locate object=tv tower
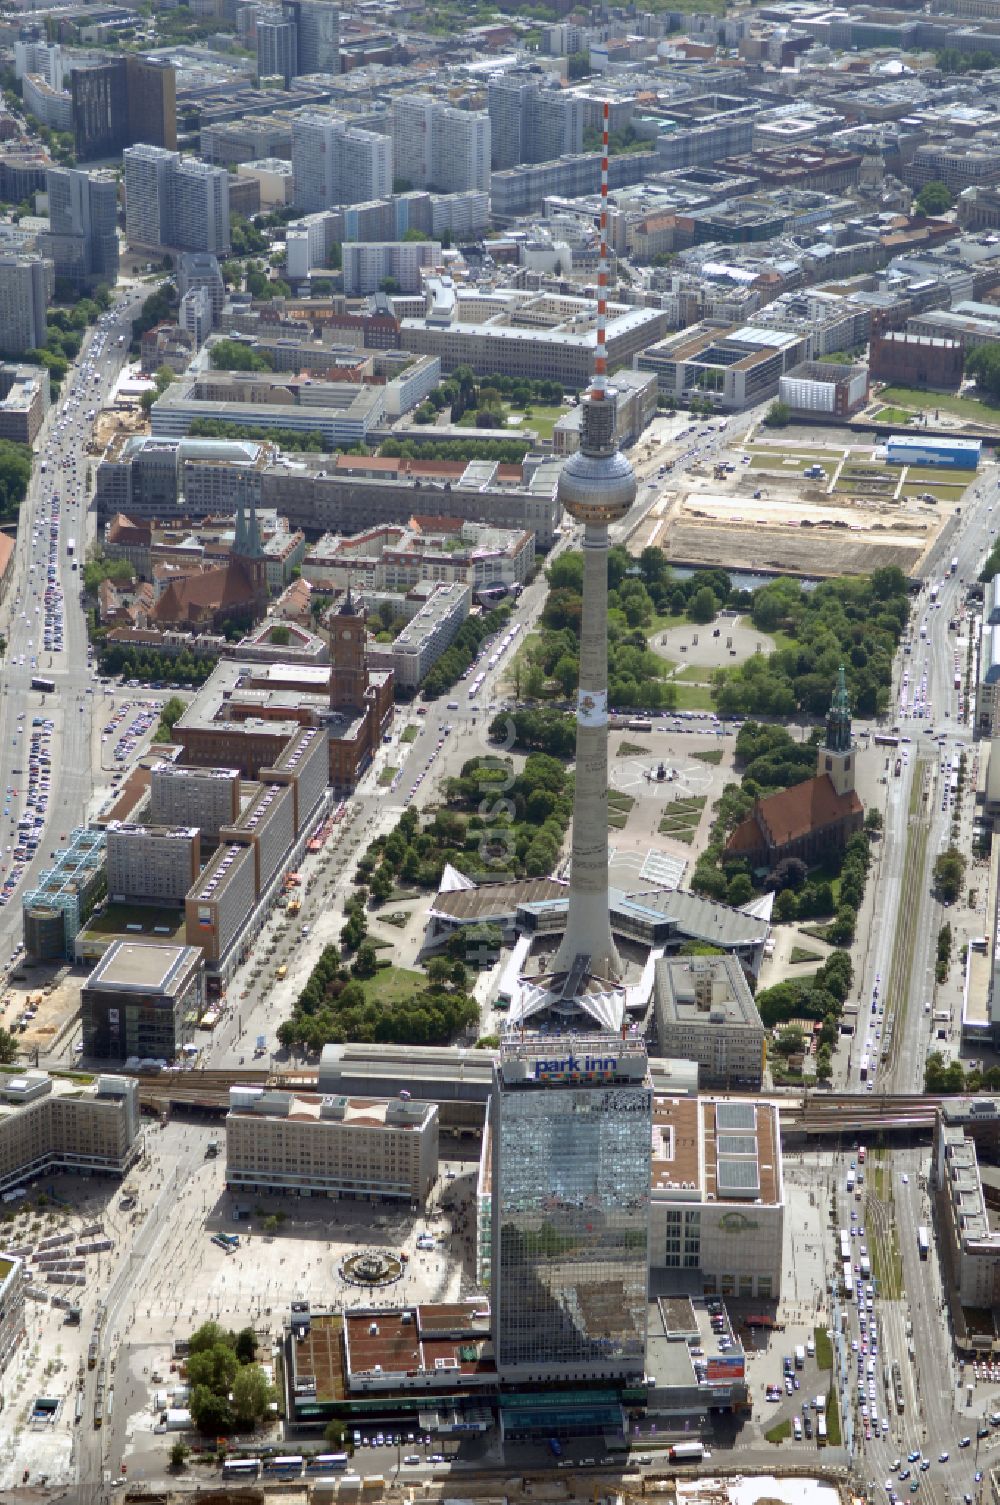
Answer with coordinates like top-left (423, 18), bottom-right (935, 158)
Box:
top-left (551, 101), bottom-right (636, 984)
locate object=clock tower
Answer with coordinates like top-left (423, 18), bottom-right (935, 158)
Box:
top-left (330, 584), bottom-right (368, 710)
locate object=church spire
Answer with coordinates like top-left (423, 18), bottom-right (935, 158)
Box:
top-left (234, 498), bottom-right (248, 556)
top-left (245, 495), bottom-right (264, 559)
top-left (826, 664), bottom-right (852, 754)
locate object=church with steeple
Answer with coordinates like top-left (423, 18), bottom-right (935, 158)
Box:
top-left (147, 495), bottom-right (269, 633)
top-left (725, 665), bottom-right (864, 873)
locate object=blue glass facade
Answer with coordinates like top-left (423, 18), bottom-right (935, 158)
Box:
top-left (492, 1040), bottom-right (652, 1382)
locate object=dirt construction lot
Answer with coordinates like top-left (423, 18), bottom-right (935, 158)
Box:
top-left (647, 428), bottom-right (974, 577)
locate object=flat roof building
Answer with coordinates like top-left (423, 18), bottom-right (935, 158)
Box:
top-left (933, 1107), bottom-right (1000, 1309)
top-left (149, 762), bottom-right (241, 846)
top-left (366, 581), bottom-right (471, 689)
top-left (0, 1068), bottom-right (140, 1195)
top-left (22, 826), bottom-right (107, 962)
top-left (0, 1255), bottom-right (25, 1381)
top-left (81, 940), bottom-right (204, 1062)
top-left (226, 1087), bottom-right (439, 1204)
top-left (106, 822), bottom-right (200, 907)
top-left (654, 955), bottom-right (766, 1091)
top-left (649, 1096), bottom-right (784, 1301)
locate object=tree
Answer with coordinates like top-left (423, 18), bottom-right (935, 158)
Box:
top-left (933, 846), bottom-right (966, 903)
top-left (154, 695), bottom-right (186, 743)
top-left (915, 180), bottom-right (953, 217)
top-left (0, 440), bottom-right (31, 521)
top-left (189, 1320), bottom-right (230, 1355)
top-left (352, 941), bottom-right (378, 979)
top-left (426, 955), bottom-right (452, 987)
top-left (269, 624), bottom-right (290, 646)
top-left (234, 1327), bottom-right (257, 1364)
top-left (567, 49), bottom-right (590, 79)
top-left (190, 1383), bottom-right (234, 1434)
top-left (231, 1363), bottom-right (274, 1427)
top-left (864, 807), bottom-right (883, 835)
top-left (967, 343), bottom-right (1000, 402)
top-left (688, 586), bottom-right (717, 624)
top-left (211, 338), bottom-right (274, 373)
top-left (775, 1025), bottom-right (805, 1056)
top-left (325, 1418), bottom-right (346, 1446)
top-left (763, 400), bottom-right (791, 428)
top-left (169, 1439), bottom-right (189, 1469)
top-left (0, 1027), bottom-right (17, 1065)
top-left (379, 276), bottom-right (401, 295)
top-left (186, 1341), bottom-right (239, 1394)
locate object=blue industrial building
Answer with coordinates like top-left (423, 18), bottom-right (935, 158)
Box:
top-left (886, 435), bottom-right (981, 469)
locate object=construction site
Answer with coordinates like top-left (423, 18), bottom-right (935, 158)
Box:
top-left (639, 430), bottom-right (975, 578)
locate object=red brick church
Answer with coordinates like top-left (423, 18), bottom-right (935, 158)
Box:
top-left (725, 667), bottom-right (864, 872)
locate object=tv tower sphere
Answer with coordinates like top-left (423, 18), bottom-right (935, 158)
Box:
top-left (557, 390), bottom-right (637, 522)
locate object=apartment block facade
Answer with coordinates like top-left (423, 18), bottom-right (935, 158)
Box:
top-left (225, 1087), bottom-right (439, 1203)
top-left (0, 254), bottom-right (51, 357)
top-left (44, 165), bottom-right (119, 289)
top-left (124, 146), bottom-right (230, 255)
top-left (391, 96), bottom-right (490, 195)
top-left (0, 1070), bottom-right (141, 1195)
top-left (291, 112), bottom-right (391, 211)
top-left (106, 822), bottom-right (201, 907)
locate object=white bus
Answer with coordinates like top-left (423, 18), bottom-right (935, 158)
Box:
top-left (307, 1454), bottom-right (349, 1473)
top-left (264, 1455), bottom-right (304, 1476)
top-left (859, 1054), bottom-right (869, 1082)
top-left (222, 1459), bottom-right (261, 1480)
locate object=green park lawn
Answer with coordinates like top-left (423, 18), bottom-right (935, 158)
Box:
top-left (360, 965), bottom-right (427, 1007)
top-left (879, 386), bottom-right (1000, 425)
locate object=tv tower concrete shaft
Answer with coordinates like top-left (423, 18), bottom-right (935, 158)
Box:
top-left (551, 102), bottom-right (636, 982)
top-left (552, 519), bottom-right (622, 979)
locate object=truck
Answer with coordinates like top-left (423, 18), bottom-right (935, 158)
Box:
top-left (860, 1254), bottom-right (872, 1279)
top-left (795, 1345), bottom-right (806, 1369)
top-left (817, 1416), bottom-right (827, 1445)
top-left (286, 896), bottom-right (301, 916)
top-left (918, 1226), bottom-right (929, 1260)
top-left (668, 1442), bottom-right (705, 1463)
top-left (951, 557), bottom-right (959, 575)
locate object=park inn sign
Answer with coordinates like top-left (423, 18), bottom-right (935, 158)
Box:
top-left (532, 1052), bottom-right (620, 1080)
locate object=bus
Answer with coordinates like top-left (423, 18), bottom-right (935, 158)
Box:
top-left (223, 1459), bottom-right (262, 1480)
top-left (669, 1442), bottom-right (705, 1463)
top-left (628, 719), bottom-right (653, 733)
top-left (892, 1360), bottom-right (905, 1415)
top-left (873, 733), bottom-right (900, 748)
top-left (817, 1416), bottom-right (827, 1446)
top-left (307, 1454), bottom-right (349, 1474)
top-left (30, 677), bottom-right (55, 693)
top-left (839, 1229), bottom-right (851, 1261)
top-left (843, 1259), bottom-right (854, 1298)
top-left (264, 1456), bottom-right (304, 1476)
top-left (859, 1055), bottom-right (869, 1082)
top-left (918, 1226), bottom-right (929, 1260)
